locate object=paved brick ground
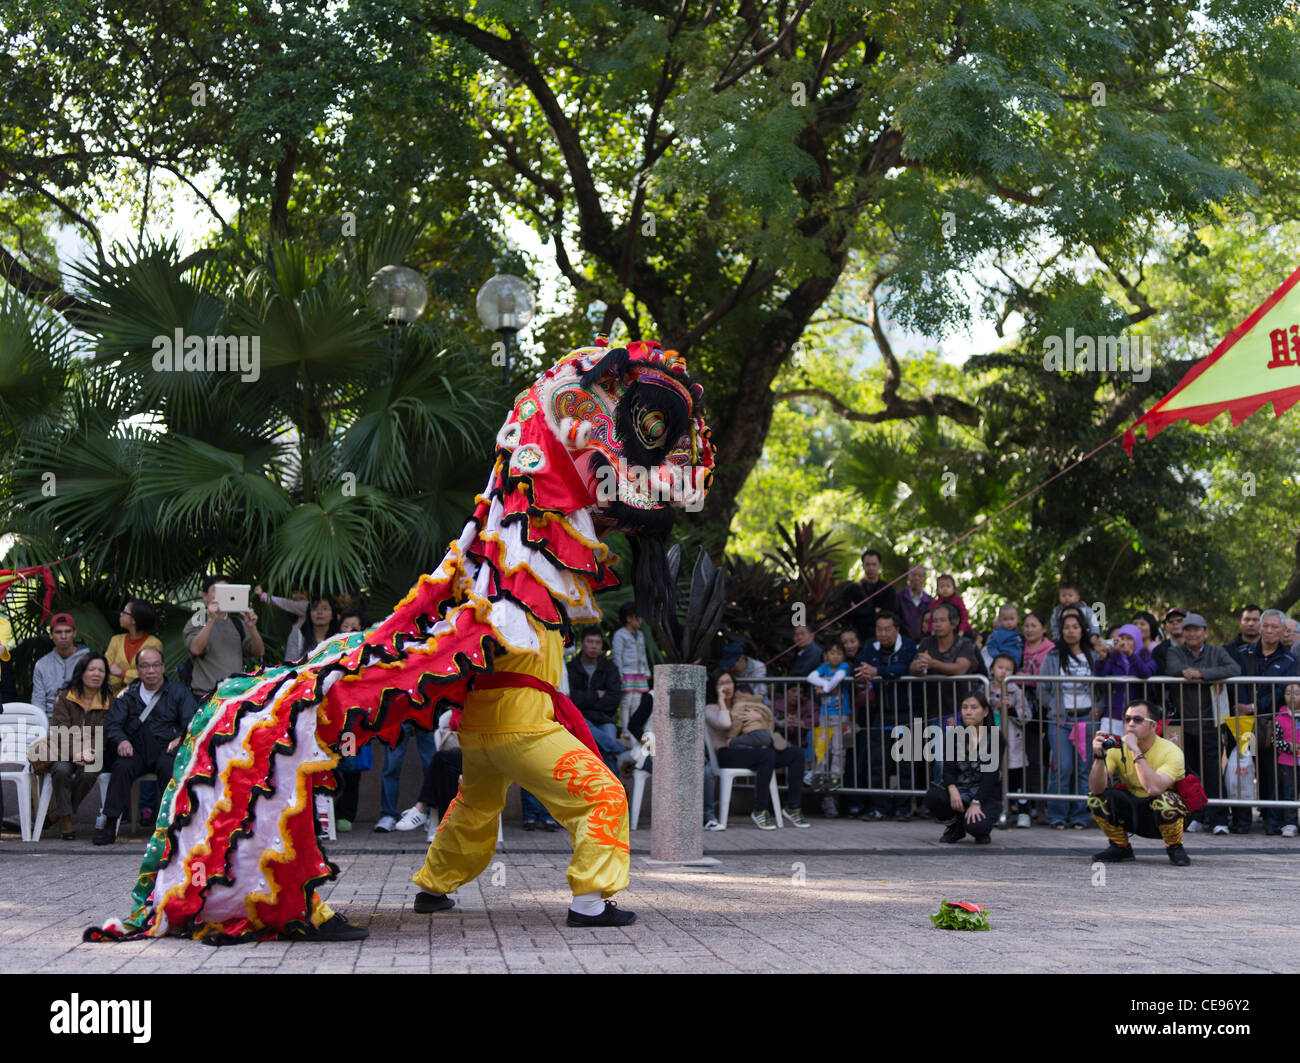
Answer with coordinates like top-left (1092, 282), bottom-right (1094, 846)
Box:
top-left (3, 817), bottom-right (1298, 973)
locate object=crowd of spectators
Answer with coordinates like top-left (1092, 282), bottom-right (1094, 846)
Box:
top-left (7, 554), bottom-right (1300, 845)
top-left (708, 549), bottom-right (1300, 838)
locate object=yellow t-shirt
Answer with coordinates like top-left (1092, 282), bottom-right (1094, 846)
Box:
top-left (1105, 735), bottom-right (1185, 798)
top-left (0, 615), bottom-right (12, 661)
top-left (459, 622), bottom-right (562, 734)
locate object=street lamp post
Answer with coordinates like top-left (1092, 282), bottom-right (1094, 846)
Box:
top-left (367, 265), bottom-right (429, 368)
top-left (476, 274), bottom-right (535, 384)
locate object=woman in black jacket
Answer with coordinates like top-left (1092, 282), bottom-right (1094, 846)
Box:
top-left (924, 690), bottom-right (1005, 844)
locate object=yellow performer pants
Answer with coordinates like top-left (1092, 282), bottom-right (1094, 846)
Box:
top-left (413, 722), bottom-right (630, 899)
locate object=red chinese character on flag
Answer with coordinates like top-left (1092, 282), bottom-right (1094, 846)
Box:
top-left (1269, 327), bottom-right (1294, 368)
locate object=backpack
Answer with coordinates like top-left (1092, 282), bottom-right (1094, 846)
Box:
top-left (178, 613), bottom-right (245, 690)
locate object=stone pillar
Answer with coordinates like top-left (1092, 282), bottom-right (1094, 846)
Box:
top-left (649, 662), bottom-right (705, 862)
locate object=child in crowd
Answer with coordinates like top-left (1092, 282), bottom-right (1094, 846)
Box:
top-left (982, 603), bottom-right (1024, 670)
top-left (612, 602), bottom-right (650, 736)
top-left (1092, 623), bottom-right (1156, 733)
top-left (988, 653), bottom-right (1032, 828)
top-left (923, 574), bottom-right (973, 636)
top-left (807, 641), bottom-right (853, 816)
top-left (1273, 683), bottom-right (1300, 837)
top-left (1049, 582), bottom-right (1099, 641)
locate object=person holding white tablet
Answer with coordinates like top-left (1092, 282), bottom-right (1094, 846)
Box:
top-left (182, 574), bottom-right (264, 701)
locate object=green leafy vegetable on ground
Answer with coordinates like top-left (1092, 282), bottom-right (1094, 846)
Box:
top-left (930, 900), bottom-right (990, 931)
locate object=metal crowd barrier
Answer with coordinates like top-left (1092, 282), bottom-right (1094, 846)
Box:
top-left (730, 671), bottom-right (1300, 821)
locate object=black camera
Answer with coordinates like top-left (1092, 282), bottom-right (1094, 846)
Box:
top-left (1100, 736), bottom-right (1122, 752)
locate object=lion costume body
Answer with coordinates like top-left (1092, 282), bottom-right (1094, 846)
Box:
top-left (88, 338), bottom-right (713, 943)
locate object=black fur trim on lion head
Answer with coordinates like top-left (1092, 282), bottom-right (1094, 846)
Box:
top-left (579, 346), bottom-right (631, 389)
top-left (614, 379), bottom-right (692, 469)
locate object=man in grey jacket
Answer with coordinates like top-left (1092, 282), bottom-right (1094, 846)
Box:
top-left (31, 613), bottom-right (90, 718)
top-left (1162, 613), bottom-right (1240, 833)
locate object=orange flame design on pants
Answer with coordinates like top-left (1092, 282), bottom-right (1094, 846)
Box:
top-left (552, 748), bottom-right (629, 853)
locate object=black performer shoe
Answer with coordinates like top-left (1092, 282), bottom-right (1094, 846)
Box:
top-left (1166, 843), bottom-right (1190, 867)
top-left (92, 821), bottom-right (118, 846)
top-left (566, 901), bottom-right (636, 927)
top-left (414, 891), bottom-right (455, 913)
top-left (1093, 842), bottom-right (1135, 862)
top-left (278, 914), bottom-right (370, 942)
top-left (939, 820), bottom-right (965, 843)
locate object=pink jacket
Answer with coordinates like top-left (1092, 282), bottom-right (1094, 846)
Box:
top-left (1274, 707), bottom-right (1299, 768)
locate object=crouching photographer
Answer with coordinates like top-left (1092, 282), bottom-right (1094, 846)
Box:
top-left (1086, 698), bottom-right (1190, 867)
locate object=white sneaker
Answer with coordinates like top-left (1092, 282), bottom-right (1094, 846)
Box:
top-left (1212, 825), bottom-right (1230, 836)
top-left (1283, 825), bottom-right (1298, 838)
top-left (374, 815), bottom-right (397, 833)
top-left (1184, 819), bottom-right (1203, 833)
top-left (395, 806), bottom-right (428, 831)
top-left (1016, 813), bottom-right (1031, 829)
top-left (704, 818), bottom-right (725, 831)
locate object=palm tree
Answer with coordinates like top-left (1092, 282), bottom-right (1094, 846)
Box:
top-left (0, 222), bottom-right (504, 663)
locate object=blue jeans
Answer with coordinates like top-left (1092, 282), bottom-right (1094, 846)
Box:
top-left (1046, 718), bottom-right (1092, 826)
top-left (589, 721), bottom-right (624, 773)
top-left (520, 789), bottom-right (558, 824)
top-left (380, 722), bottom-right (439, 819)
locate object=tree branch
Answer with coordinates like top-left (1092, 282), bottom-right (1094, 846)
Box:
top-left (674, 260), bottom-right (779, 351)
top-left (1270, 536), bottom-right (1300, 614)
top-left (426, 17), bottom-right (614, 258)
top-left (482, 123), bottom-right (564, 203)
top-left (1094, 247), bottom-right (1158, 325)
top-left (712, 0), bottom-right (814, 92)
top-left (779, 272), bottom-right (980, 426)
top-left (773, 385), bottom-right (980, 425)
top-left (0, 245), bottom-right (97, 326)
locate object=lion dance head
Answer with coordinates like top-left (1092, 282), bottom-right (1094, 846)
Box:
top-left (493, 336), bottom-right (714, 632)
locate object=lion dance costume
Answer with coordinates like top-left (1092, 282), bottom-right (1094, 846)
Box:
top-left (87, 338), bottom-right (713, 943)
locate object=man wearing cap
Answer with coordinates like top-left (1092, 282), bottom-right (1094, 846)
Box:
top-left (1161, 613), bottom-right (1240, 834)
top-left (720, 642), bottom-right (769, 705)
top-left (1152, 607), bottom-right (1186, 675)
top-left (31, 614), bottom-right (90, 719)
top-left (1087, 698), bottom-right (1191, 866)
top-left (1231, 609), bottom-right (1298, 835)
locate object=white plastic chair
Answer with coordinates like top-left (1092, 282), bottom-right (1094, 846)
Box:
top-left (2, 702), bottom-right (49, 724)
top-left (2, 703), bottom-right (56, 841)
top-left (0, 715), bottom-right (50, 841)
top-left (706, 735), bottom-right (785, 829)
top-left (629, 766), bottom-right (652, 829)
